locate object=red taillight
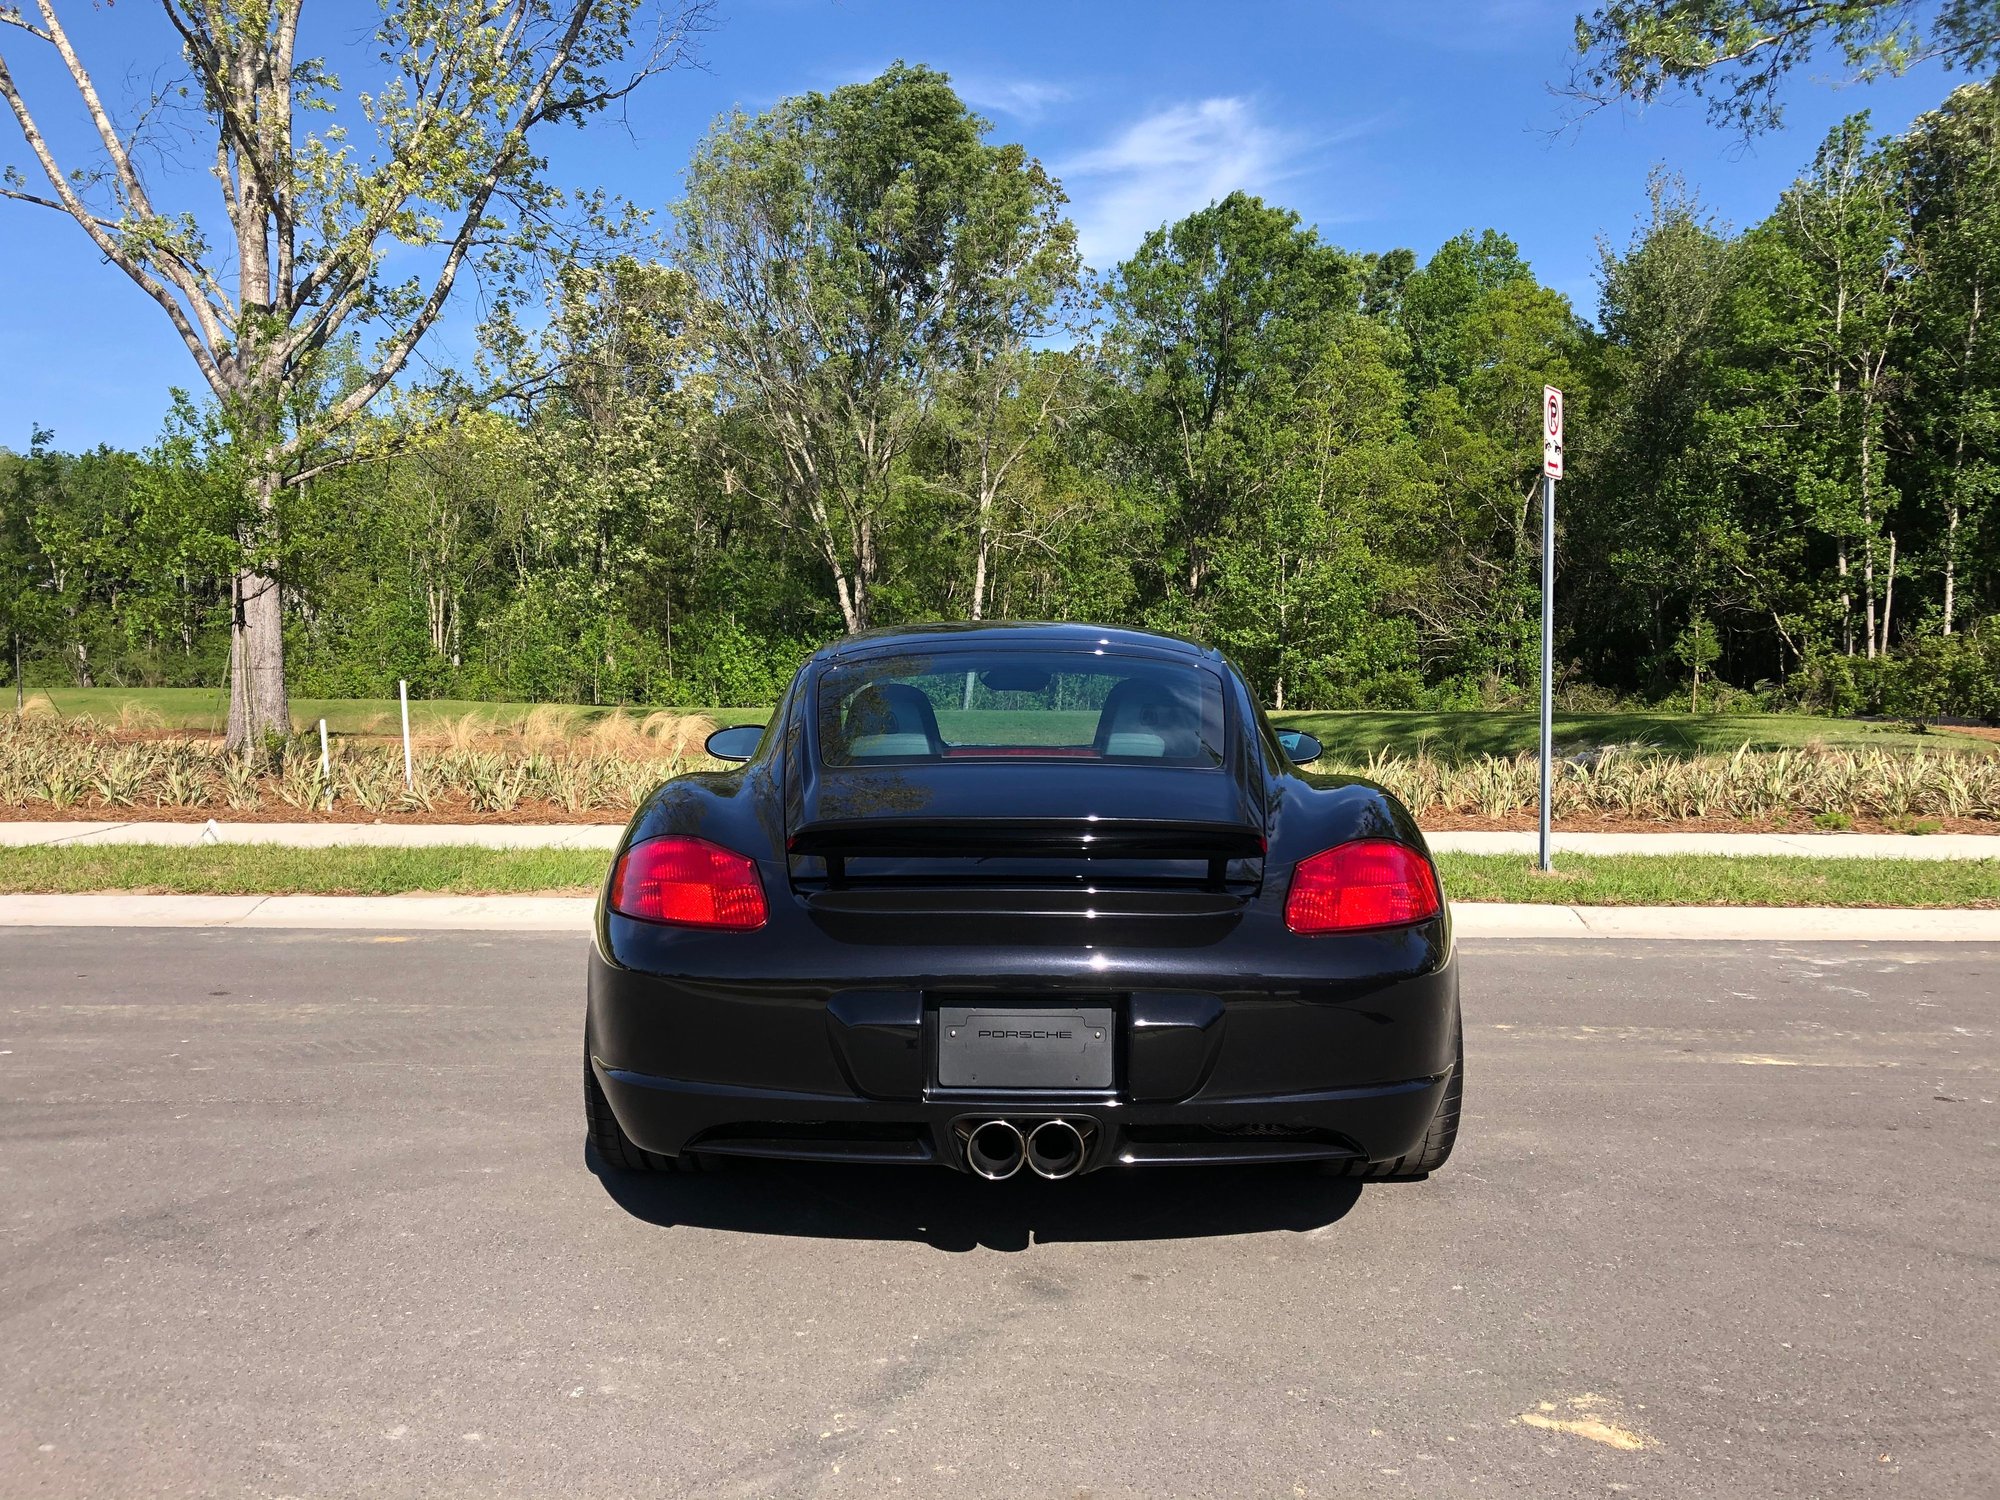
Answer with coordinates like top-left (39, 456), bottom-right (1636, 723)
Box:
top-left (1284, 840), bottom-right (1441, 934)
top-left (609, 836), bottom-right (767, 930)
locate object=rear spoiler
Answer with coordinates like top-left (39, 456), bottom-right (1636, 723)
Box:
top-left (787, 817), bottom-right (1266, 862)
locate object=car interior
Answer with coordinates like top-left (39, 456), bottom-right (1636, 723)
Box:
top-left (833, 675), bottom-right (1207, 762)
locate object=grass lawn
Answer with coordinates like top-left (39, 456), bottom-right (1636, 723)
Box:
top-left (1269, 708), bottom-right (1995, 760)
top-left (0, 844), bottom-right (611, 895)
top-left (1435, 852), bottom-right (2000, 907)
top-left (19, 684), bottom-right (1990, 759)
top-left (20, 686), bottom-right (767, 737)
top-left (0, 845), bottom-right (1993, 906)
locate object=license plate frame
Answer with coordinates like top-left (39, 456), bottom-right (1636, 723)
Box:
top-left (934, 1004), bottom-right (1116, 1091)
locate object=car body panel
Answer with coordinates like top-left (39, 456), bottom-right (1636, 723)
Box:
top-left (589, 621), bottom-right (1458, 1175)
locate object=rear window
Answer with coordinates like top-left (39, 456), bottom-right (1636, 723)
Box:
top-left (816, 651), bottom-right (1226, 768)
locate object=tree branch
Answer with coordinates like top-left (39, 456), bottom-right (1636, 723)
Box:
top-left (0, 49), bottom-right (225, 393)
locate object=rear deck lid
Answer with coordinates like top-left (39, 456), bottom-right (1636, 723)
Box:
top-left (787, 761), bottom-right (1267, 862)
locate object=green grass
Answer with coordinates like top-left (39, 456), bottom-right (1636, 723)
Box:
top-left (19, 686), bottom-right (767, 737)
top-left (0, 844), bottom-right (612, 895)
top-left (21, 685), bottom-right (1986, 759)
top-left (1270, 708), bottom-right (1995, 760)
top-left (0, 844), bottom-right (1993, 907)
top-left (1435, 852), bottom-right (2000, 908)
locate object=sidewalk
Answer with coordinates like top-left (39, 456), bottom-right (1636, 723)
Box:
top-left (1, 891), bottom-right (1995, 939)
top-left (3, 820), bottom-right (1998, 860)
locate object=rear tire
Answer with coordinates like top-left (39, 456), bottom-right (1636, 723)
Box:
top-left (584, 1044), bottom-right (717, 1174)
top-left (1330, 1021), bottom-right (1462, 1180)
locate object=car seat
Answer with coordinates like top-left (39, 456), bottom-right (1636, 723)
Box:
top-left (839, 682), bottom-right (944, 759)
top-left (1091, 679), bottom-right (1202, 759)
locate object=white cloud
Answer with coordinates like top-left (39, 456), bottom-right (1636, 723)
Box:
top-left (1056, 98), bottom-right (1308, 271)
top-left (955, 76), bottom-right (1072, 122)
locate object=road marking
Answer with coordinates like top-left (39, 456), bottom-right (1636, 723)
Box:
top-left (1515, 1393), bottom-right (1658, 1451)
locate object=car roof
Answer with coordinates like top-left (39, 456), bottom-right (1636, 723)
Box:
top-left (811, 620), bottom-right (1220, 668)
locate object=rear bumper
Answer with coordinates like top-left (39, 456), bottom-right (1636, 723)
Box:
top-left (587, 908), bottom-right (1459, 1175)
top-left (594, 1060), bottom-right (1449, 1171)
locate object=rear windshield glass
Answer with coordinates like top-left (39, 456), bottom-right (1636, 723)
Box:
top-left (816, 651), bottom-right (1227, 768)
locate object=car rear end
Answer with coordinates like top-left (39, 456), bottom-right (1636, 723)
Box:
top-left (586, 634), bottom-right (1458, 1177)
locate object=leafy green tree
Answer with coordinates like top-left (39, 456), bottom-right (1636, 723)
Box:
top-left (1106, 192), bottom-right (1360, 617)
top-left (0, 430), bottom-right (59, 706)
top-left (1204, 314), bottom-right (1427, 708)
top-left (0, 0), bottom-right (707, 744)
top-left (1737, 116), bottom-right (1911, 658)
top-left (1572, 177), bottom-right (1780, 691)
top-left (1674, 610), bottom-right (1723, 708)
top-left (1570, 0), bottom-right (2000, 132)
top-left (491, 258), bottom-right (713, 701)
top-left (678, 63), bottom-right (1078, 633)
top-left (1396, 229), bottom-right (1536, 394)
top-left (1397, 237), bottom-right (1590, 693)
top-left (1899, 80), bottom-right (2000, 635)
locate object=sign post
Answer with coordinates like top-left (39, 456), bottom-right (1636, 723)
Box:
top-left (1538, 386), bottom-right (1563, 873)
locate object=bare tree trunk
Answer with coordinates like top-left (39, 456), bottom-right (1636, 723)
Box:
top-left (804, 484), bottom-right (864, 634)
top-left (1881, 532), bottom-right (1896, 653)
top-left (1943, 283), bottom-right (1981, 636)
top-left (970, 515), bottom-right (992, 622)
top-left (226, 561), bottom-right (288, 749)
top-left (1860, 387), bottom-right (1878, 659)
top-left (1943, 504), bottom-right (1959, 636)
top-left (1837, 541), bottom-right (1852, 656)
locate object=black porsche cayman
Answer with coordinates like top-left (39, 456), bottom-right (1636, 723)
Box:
top-left (585, 622), bottom-right (1461, 1181)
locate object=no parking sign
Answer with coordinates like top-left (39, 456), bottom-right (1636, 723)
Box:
top-left (1542, 385), bottom-right (1563, 479)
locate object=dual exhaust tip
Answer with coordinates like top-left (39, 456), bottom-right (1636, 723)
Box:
top-left (965, 1118), bottom-right (1089, 1181)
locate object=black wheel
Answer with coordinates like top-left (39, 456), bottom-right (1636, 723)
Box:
top-left (584, 1042), bottom-right (717, 1173)
top-left (1330, 1020), bottom-right (1462, 1180)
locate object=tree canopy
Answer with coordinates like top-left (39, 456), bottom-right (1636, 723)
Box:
top-left (1571, 0), bottom-right (2000, 132)
top-left (5, 63), bottom-right (1998, 723)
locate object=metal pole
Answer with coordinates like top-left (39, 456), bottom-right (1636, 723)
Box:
top-left (1538, 471), bottom-right (1556, 872)
top-left (399, 679), bottom-right (413, 791)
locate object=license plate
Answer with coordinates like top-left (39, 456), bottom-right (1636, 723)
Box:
top-left (936, 1005), bottom-right (1115, 1090)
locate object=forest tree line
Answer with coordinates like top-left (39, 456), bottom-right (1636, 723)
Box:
top-left (3, 65), bottom-right (1997, 720)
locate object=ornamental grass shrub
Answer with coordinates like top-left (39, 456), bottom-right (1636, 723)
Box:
top-left (0, 716), bottom-right (711, 817)
top-left (1, 717), bottom-right (1996, 823)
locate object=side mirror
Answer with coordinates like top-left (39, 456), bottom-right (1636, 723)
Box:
top-left (1276, 729), bottom-right (1322, 765)
top-left (704, 724), bottom-right (766, 762)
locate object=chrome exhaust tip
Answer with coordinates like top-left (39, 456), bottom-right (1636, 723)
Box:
top-left (1026, 1118), bottom-right (1088, 1180)
top-left (965, 1119), bottom-right (1026, 1181)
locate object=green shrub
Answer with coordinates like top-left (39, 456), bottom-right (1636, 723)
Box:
top-left (1784, 626), bottom-right (1999, 724)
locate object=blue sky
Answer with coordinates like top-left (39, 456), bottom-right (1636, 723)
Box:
top-left (0, 0), bottom-right (1963, 452)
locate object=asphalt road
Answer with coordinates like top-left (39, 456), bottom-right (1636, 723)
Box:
top-left (2, 932), bottom-right (1995, 1499)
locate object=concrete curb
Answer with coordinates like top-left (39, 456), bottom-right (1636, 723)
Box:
top-left (1, 893), bottom-right (1996, 939)
top-left (3, 820), bottom-right (1998, 860)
